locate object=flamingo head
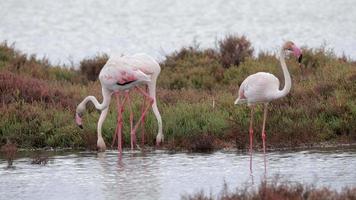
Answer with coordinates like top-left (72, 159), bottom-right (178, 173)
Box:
top-left (75, 103), bottom-right (85, 129)
top-left (75, 113), bottom-right (83, 129)
top-left (283, 41), bottom-right (303, 65)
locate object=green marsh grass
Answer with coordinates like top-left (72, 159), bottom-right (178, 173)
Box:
top-left (0, 36), bottom-right (355, 151)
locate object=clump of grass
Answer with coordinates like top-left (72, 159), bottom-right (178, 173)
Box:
top-left (0, 140), bottom-right (17, 167)
top-left (182, 180), bottom-right (356, 200)
top-left (31, 152), bottom-right (49, 165)
top-left (160, 45), bottom-right (222, 90)
top-left (189, 133), bottom-right (215, 153)
top-left (0, 42), bottom-right (83, 83)
top-left (219, 35), bottom-right (253, 68)
top-left (0, 102), bottom-right (84, 148)
top-left (79, 54), bottom-right (108, 81)
top-left (159, 34), bottom-right (254, 90)
top-left (82, 132), bottom-right (98, 151)
top-left (0, 71), bottom-right (77, 109)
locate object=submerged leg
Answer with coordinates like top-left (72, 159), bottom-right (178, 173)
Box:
top-left (249, 106), bottom-right (254, 173)
top-left (262, 104), bottom-right (268, 173)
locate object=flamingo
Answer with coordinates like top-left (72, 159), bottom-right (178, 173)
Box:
top-left (234, 41), bottom-right (302, 171)
top-left (75, 53), bottom-right (163, 153)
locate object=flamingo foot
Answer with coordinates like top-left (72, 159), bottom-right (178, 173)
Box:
top-left (97, 137), bottom-right (106, 152)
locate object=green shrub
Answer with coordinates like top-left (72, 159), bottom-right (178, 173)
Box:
top-left (219, 34), bottom-right (253, 68)
top-left (79, 54), bottom-right (108, 81)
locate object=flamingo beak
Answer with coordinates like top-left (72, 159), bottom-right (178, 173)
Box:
top-left (292, 45), bottom-right (303, 65)
top-left (75, 113), bottom-right (83, 129)
top-left (298, 53), bottom-right (303, 64)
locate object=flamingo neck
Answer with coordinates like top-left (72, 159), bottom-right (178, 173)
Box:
top-left (76, 89), bottom-right (112, 114)
top-left (275, 48), bottom-right (292, 99)
top-left (86, 96), bottom-right (105, 109)
top-left (147, 80), bottom-right (163, 136)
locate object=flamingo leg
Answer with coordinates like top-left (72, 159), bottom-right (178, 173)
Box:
top-left (249, 107), bottom-right (254, 173)
top-left (111, 93), bottom-right (120, 148)
top-left (115, 93), bottom-right (123, 154)
top-left (111, 93), bottom-right (120, 147)
top-left (125, 91), bottom-right (136, 150)
top-left (262, 104), bottom-right (268, 173)
top-left (140, 86), bottom-right (147, 147)
top-left (112, 92), bottom-right (128, 155)
top-left (117, 106), bottom-right (123, 155)
top-left (131, 86), bottom-right (153, 142)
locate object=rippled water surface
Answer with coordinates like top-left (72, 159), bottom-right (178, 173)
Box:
top-left (1, 149), bottom-right (356, 200)
top-left (0, 0), bottom-right (355, 64)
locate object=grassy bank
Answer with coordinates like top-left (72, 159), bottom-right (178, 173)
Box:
top-left (0, 35), bottom-right (355, 151)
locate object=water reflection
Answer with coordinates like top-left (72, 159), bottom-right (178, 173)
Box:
top-left (1, 148), bottom-right (356, 200)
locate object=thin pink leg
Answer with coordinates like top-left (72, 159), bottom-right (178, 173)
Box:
top-left (111, 92), bottom-right (128, 155)
top-left (249, 107), bottom-right (254, 173)
top-left (118, 93), bottom-right (124, 154)
top-left (131, 87), bottom-right (153, 140)
top-left (119, 94), bottom-right (129, 153)
top-left (140, 87), bottom-right (147, 147)
top-left (112, 93), bottom-right (127, 148)
top-left (111, 93), bottom-right (120, 148)
top-left (125, 91), bottom-right (136, 150)
top-left (262, 104), bottom-right (268, 174)
top-left (117, 107), bottom-right (123, 154)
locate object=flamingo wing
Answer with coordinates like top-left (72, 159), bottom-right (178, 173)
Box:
top-left (99, 56), bottom-right (151, 86)
top-left (238, 72), bottom-right (280, 104)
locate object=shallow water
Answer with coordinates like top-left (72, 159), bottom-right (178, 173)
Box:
top-left (1, 149), bottom-right (356, 200)
top-left (0, 0), bottom-right (355, 64)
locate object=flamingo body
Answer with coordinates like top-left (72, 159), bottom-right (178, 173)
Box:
top-left (99, 54), bottom-right (157, 91)
top-left (235, 72), bottom-right (281, 105)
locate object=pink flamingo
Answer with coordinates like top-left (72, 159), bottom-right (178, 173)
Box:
top-left (234, 41), bottom-right (302, 171)
top-left (75, 53), bottom-right (163, 152)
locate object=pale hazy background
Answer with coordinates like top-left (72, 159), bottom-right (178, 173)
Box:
top-left (0, 0), bottom-right (355, 65)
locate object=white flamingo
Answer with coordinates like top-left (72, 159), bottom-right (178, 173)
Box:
top-left (75, 53), bottom-right (163, 152)
top-left (234, 41), bottom-right (302, 171)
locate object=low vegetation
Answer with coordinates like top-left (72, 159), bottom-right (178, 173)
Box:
top-left (0, 35), bottom-right (355, 151)
top-left (182, 179), bottom-right (356, 200)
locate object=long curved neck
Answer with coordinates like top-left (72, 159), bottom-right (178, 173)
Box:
top-left (275, 48), bottom-right (292, 99)
top-left (84, 96), bottom-right (106, 110)
top-left (76, 88), bottom-right (111, 113)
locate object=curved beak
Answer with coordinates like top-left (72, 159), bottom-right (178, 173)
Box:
top-left (292, 45), bottom-right (303, 66)
top-left (75, 113), bottom-right (83, 129)
top-left (298, 53), bottom-right (303, 64)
